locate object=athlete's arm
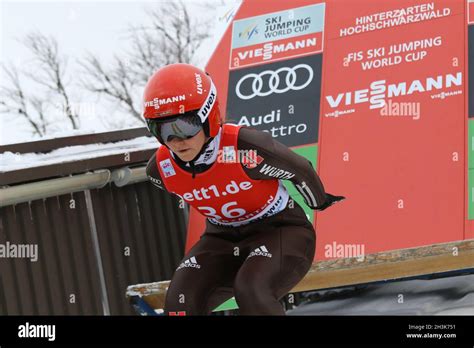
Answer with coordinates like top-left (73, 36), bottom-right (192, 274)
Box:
top-left (237, 126), bottom-right (344, 210)
top-left (146, 153), bottom-right (166, 191)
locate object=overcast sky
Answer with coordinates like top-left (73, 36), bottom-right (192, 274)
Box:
top-left (2, 1), bottom-right (150, 65)
top-left (0, 0), bottom-right (239, 145)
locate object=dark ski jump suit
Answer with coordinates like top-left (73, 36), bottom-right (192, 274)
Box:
top-left (146, 124), bottom-right (344, 315)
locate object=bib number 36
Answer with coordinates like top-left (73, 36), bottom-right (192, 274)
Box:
top-left (197, 201), bottom-right (246, 220)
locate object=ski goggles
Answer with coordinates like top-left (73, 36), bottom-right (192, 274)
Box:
top-left (146, 111), bottom-right (203, 143)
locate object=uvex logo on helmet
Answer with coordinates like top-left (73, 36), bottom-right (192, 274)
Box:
top-left (197, 82), bottom-right (217, 122)
top-left (195, 73), bottom-right (203, 95)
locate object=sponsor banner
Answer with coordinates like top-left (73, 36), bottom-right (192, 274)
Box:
top-left (325, 0), bottom-right (464, 40)
top-left (323, 4), bottom-right (464, 118)
top-left (226, 54), bottom-right (323, 147)
top-left (230, 3), bottom-right (325, 69)
top-left (317, 0), bottom-right (465, 256)
top-left (230, 32), bottom-right (323, 70)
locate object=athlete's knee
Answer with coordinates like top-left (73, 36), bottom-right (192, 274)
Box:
top-left (164, 271), bottom-right (209, 315)
top-left (164, 285), bottom-right (204, 315)
top-left (233, 277), bottom-right (275, 310)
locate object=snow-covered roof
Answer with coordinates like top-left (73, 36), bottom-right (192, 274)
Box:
top-left (0, 136), bottom-right (159, 173)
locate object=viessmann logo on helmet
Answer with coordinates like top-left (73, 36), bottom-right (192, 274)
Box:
top-left (197, 81), bottom-right (217, 122)
top-left (144, 95), bottom-right (186, 110)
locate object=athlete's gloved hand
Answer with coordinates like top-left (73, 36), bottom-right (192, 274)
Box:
top-left (315, 193), bottom-right (346, 211)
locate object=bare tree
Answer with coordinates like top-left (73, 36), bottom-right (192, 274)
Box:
top-left (126, 29), bottom-right (169, 85)
top-left (80, 0), bottom-right (211, 123)
top-left (23, 33), bottom-right (79, 130)
top-left (0, 64), bottom-right (47, 137)
top-left (1, 32), bottom-right (81, 137)
top-left (79, 54), bottom-right (142, 122)
top-left (144, 1), bottom-right (210, 67)
top-left (1, 1), bottom-right (214, 137)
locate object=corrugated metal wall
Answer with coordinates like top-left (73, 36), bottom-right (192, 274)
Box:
top-left (90, 182), bottom-right (186, 315)
top-left (0, 177), bottom-right (187, 315)
top-left (0, 193), bottom-right (103, 314)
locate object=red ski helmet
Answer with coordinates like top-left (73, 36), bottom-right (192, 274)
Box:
top-left (143, 63), bottom-right (221, 141)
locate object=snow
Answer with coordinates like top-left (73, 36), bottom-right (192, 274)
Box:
top-left (287, 273), bottom-right (474, 315)
top-left (0, 135), bottom-right (159, 172)
top-left (126, 281), bottom-right (169, 298)
top-left (124, 273), bottom-right (474, 315)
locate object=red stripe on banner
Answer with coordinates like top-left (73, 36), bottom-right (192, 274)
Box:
top-left (469, 1), bottom-right (474, 24)
top-left (230, 32), bottom-right (323, 70)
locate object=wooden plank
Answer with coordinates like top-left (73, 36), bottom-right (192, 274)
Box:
top-left (294, 239), bottom-right (474, 293)
top-left (126, 239), bottom-right (474, 311)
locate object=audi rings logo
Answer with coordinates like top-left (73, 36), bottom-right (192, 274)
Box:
top-left (235, 64), bottom-right (314, 100)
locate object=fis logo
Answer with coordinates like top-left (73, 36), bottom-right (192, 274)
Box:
top-left (239, 23), bottom-right (258, 40)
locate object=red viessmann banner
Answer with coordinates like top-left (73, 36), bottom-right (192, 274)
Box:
top-left (318, 0), bottom-right (466, 256)
top-left (185, 0), bottom-right (472, 261)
